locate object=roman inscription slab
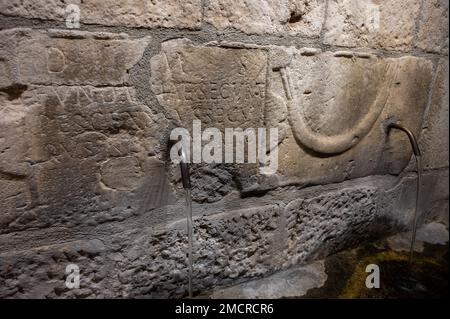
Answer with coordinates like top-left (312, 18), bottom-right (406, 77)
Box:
top-left (150, 39), bottom-right (268, 131)
top-left (0, 28), bottom-right (151, 86)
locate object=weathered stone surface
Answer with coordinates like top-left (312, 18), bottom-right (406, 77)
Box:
top-left (0, 28), bottom-right (150, 86)
top-left (416, 222), bottom-right (449, 245)
top-left (0, 239), bottom-right (109, 298)
top-left (324, 0), bottom-right (421, 51)
top-left (386, 221), bottom-right (448, 253)
top-left (0, 203), bottom-right (283, 298)
top-left (151, 39), bottom-right (267, 131)
top-left (0, 172), bottom-right (446, 298)
top-left (0, 84), bottom-right (173, 234)
top-left (379, 169), bottom-right (449, 228)
top-left (420, 58), bottom-right (449, 170)
top-left (259, 49), bottom-right (433, 192)
top-left (416, 0), bottom-right (449, 54)
top-left (386, 232), bottom-right (424, 253)
top-left (210, 260), bottom-right (327, 298)
top-left (151, 41), bottom-right (433, 195)
top-left (0, 30), bottom-right (174, 234)
top-left (284, 187), bottom-right (378, 267)
top-left (0, 0), bottom-right (202, 29)
top-left (0, 180), bottom-right (381, 298)
top-left (0, 1), bottom-right (447, 299)
top-left (189, 164), bottom-right (235, 203)
top-left (204, 0), bottom-right (326, 37)
top-left (151, 39), bottom-right (270, 201)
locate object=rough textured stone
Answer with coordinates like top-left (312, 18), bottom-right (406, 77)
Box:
top-left (0, 203), bottom-right (283, 298)
top-left (0, 29), bottom-right (174, 234)
top-left (151, 39), bottom-right (268, 201)
top-left (204, 0), bottom-right (326, 37)
top-left (0, 172), bottom-right (446, 298)
top-left (0, 0), bottom-right (202, 29)
top-left (324, 0), bottom-right (421, 51)
top-left (0, 85), bottom-right (173, 233)
top-left (0, 179), bottom-right (381, 298)
top-left (416, 0), bottom-right (449, 54)
top-left (0, 239), bottom-right (109, 298)
top-left (0, 28), bottom-right (151, 86)
top-left (284, 187), bottom-right (378, 266)
top-left (420, 58), bottom-right (449, 170)
top-left (0, 1), bottom-right (448, 299)
top-left (210, 260), bottom-right (327, 298)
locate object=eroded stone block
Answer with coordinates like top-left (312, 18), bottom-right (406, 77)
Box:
top-left (0, 181), bottom-right (392, 298)
top-left (204, 0), bottom-right (326, 37)
top-left (0, 0), bottom-right (202, 29)
top-left (284, 187), bottom-right (378, 266)
top-left (0, 29), bottom-right (175, 233)
top-left (150, 40), bottom-right (433, 195)
top-left (0, 204), bottom-right (282, 298)
top-left (210, 260), bottom-right (327, 298)
top-left (324, 0), bottom-right (421, 51)
top-left (0, 84), bottom-right (173, 233)
top-left (420, 58), bottom-right (449, 170)
top-left (416, 0), bottom-right (449, 54)
top-left (0, 28), bottom-right (151, 86)
top-left (0, 239), bottom-right (108, 298)
top-left (260, 49), bottom-right (433, 192)
top-left (151, 39), bottom-right (268, 131)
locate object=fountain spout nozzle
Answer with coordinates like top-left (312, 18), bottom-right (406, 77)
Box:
top-left (384, 118), bottom-right (422, 263)
top-left (385, 120), bottom-right (421, 157)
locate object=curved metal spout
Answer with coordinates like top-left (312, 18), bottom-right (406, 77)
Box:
top-left (387, 122), bottom-right (421, 157)
top-left (386, 121), bottom-right (422, 263)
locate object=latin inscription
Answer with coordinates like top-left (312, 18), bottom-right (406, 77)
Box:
top-left (151, 41), bottom-right (268, 130)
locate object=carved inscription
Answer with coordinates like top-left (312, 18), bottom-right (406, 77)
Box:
top-left (23, 86), bottom-right (156, 161)
top-left (1, 28), bottom-right (150, 86)
top-left (151, 40), bottom-right (268, 130)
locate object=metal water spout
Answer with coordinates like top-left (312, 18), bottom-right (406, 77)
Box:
top-left (179, 148), bottom-right (193, 298)
top-left (385, 119), bottom-right (422, 262)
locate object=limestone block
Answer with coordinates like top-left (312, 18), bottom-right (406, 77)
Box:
top-left (0, 204), bottom-right (282, 298)
top-left (204, 0), bottom-right (327, 37)
top-left (0, 239), bottom-right (108, 298)
top-left (380, 168), bottom-right (449, 227)
top-left (210, 260), bottom-right (327, 298)
top-left (0, 28), bottom-right (151, 86)
top-left (416, 0), bottom-right (449, 54)
top-left (0, 0), bottom-right (202, 29)
top-left (0, 29), bottom-right (174, 233)
top-left (150, 40), bottom-right (433, 195)
top-left (260, 48), bottom-right (433, 192)
top-left (0, 84), bottom-right (172, 233)
top-left (284, 187), bottom-right (378, 266)
top-left (324, 0), bottom-right (421, 51)
top-left (0, 182), bottom-right (388, 298)
top-left (419, 59), bottom-right (449, 170)
top-left (151, 39), bottom-right (268, 131)
top-left (0, 91), bottom-right (31, 176)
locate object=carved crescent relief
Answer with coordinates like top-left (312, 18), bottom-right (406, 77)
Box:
top-left (278, 54), bottom-right (398, 155)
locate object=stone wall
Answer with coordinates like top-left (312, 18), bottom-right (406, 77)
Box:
top-left (0, 0), bottom-right (448, 298)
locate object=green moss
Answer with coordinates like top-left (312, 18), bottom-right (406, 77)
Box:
top-left (340, 246), bottom-right (448, 299)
